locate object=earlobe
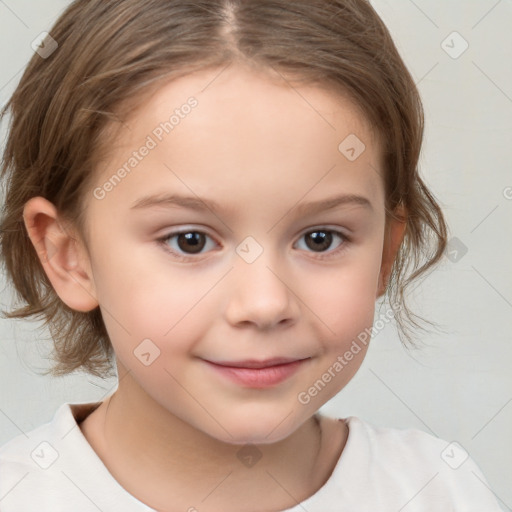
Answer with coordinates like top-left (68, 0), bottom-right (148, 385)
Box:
top-left (23, 196), bottom-right (98, 312)
top-left (376, 205), bottom-right (407, 299)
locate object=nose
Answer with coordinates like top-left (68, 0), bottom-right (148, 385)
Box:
top-left (224, 256), bottom-right (299, 330)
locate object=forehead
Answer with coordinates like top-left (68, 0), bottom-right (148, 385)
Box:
top-left (131, 63), bottom-right (378, 147)
top-left (88, 63), bottom-right (384, 217)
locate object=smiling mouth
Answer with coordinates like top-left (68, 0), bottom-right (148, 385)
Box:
top-left (202, 357), bottom-right (311, 387)
top-left (206, 357), bottom-right (308, 369)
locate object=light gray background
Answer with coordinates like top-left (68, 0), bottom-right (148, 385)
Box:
top-left (0, 0), bottom-right (511, 508)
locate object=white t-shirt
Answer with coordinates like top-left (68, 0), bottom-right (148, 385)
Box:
top-left (0, 401), bottom-right (504, 511)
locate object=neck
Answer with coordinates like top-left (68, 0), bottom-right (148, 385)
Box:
top-left (79, 368), bottom-right (335, 512)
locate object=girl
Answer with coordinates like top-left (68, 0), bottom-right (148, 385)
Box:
top-left (0, 0), bottom-right (505, 510)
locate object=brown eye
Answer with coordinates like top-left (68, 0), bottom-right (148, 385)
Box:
top-left (175, 232), bottom-right (206, 254)
top-left (304, 230), bottom-right (333, 252)
top-left (295, 228), bottom-right (348, 257)
top-left (159, 230), bottom-right (216, 258)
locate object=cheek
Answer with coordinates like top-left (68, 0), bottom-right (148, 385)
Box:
top-left (91, 222), bottom-right (383, 360)
top-left (298, 259), bottom-right (380, 403)
top-left (299, 241), bottom-right (383, 400)
top-left (309, 245), bottom-right (383, 333)
top-left (91, 244), bottom-right (218, 357)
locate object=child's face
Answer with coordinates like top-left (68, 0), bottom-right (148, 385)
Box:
top-left (70, 64), bottom-right (401, 443)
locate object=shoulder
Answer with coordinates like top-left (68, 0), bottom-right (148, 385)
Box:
top-left (0, 401), bottom-right (154, 511)
top-left (0, 402), bottom-right (110, 511)
top-left (0, 403), bottom-right (69, 509)
top-left (333, 416), bottom-right (504, 510)
top-left (346, 415), bottom-right (451, 461)
top-left (0, 402), bottom-right (99, 470)
top-left (0, 403), bottom-right (70, 471)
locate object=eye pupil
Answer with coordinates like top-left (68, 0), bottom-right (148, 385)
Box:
top-left (177, 232), bottom-right (205, 254)
top-left (168, 229), bottom-right (341, 258)
top-left (306, 231), bottom-right (332, 252)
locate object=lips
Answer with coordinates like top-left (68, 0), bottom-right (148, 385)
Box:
top-left (207, 357), bottom-right (304, 369)
top-left (203, 357), bottom-right (310, 388)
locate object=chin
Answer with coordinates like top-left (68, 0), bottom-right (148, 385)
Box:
top-left (200, 410), bottom-right (307, 446)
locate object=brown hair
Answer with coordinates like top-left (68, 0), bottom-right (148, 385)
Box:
top-left (0, 0), bottom-right (448, 378)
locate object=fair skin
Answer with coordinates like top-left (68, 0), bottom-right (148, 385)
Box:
top-left (23, 63), bottom-right (406, 512)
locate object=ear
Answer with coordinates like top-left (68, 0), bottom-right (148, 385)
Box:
top-left (376, 204), bottom-right (407, 299)
top-left (23, 196), bottom-right (98, 312)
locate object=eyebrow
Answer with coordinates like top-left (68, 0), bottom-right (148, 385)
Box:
top-left (130, 192), bottom-right (373, 215)
top-left (295, 193), bottom-right (373, 215)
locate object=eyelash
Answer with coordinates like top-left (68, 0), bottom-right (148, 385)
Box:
top-left (156, 227), bottom-right (351, 262)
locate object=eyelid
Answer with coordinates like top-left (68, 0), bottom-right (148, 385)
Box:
top-left (294, 227), bottom-right (350, 260)
top-left (157, 227), bottom-right (218, 260)
top-left (156, 225), bottom-right (351, 261)
top-left (298, 224), bottom-right (350, 238)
